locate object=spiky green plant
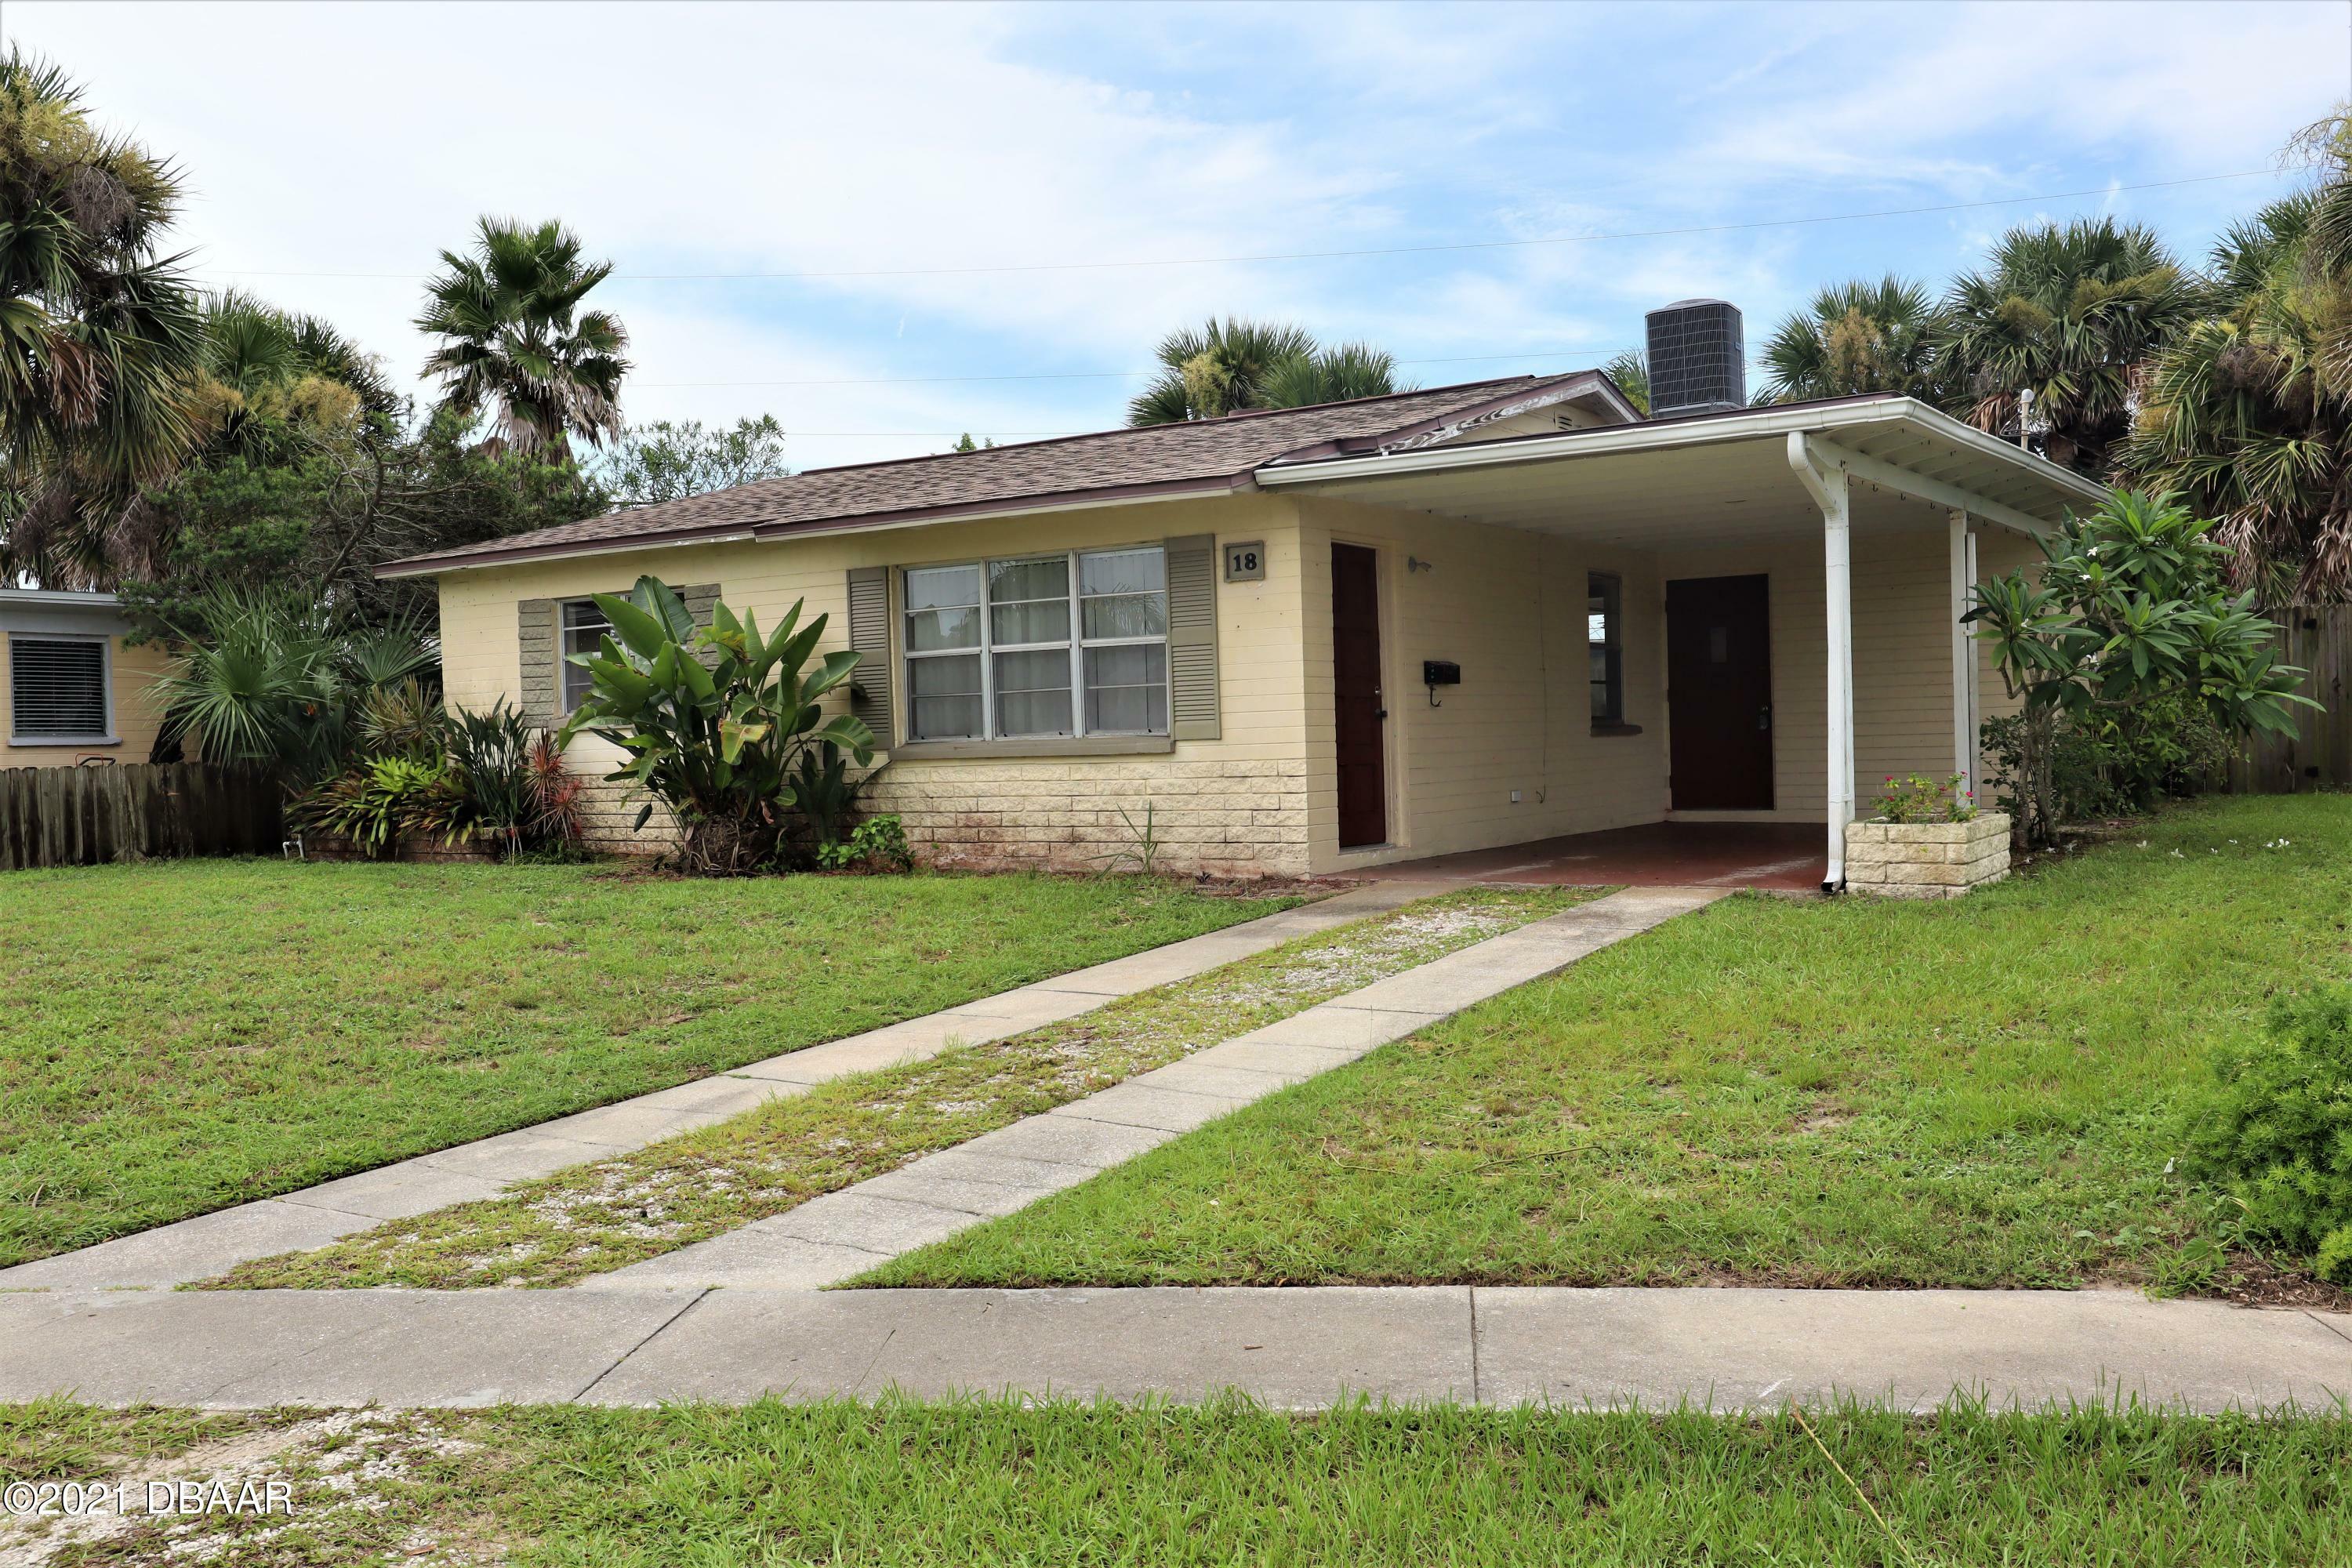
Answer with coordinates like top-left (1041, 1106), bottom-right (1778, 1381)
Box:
top-left (557, 576), bottom-right (873, 874)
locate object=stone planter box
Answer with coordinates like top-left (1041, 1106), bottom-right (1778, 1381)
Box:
top-left (1845, 812), bottom-right (2010, 899)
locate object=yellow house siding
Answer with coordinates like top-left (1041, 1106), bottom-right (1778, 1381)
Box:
top-left (0, 631), bottom-right (172, 770)
top-left (1291, 496), bottom-right (1670, 871)
top-left (432, 493), bottom-right (1317, 872)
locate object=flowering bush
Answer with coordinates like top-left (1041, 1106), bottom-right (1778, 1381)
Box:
top-left (1871, 772), bottom-right (1978, 823)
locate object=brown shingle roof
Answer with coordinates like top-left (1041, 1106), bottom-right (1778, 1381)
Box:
top-left (382, 374), bottom-right (1612, 575)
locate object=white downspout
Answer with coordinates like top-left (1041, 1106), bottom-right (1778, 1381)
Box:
top-left (1949, 510), bottom-right (1973, 785)
top-left (1787, 433), bottom-right (1853, 893)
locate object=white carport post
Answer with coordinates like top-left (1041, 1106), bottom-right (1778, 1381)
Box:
top-left (1787, 434), bottom-right (1854, 891)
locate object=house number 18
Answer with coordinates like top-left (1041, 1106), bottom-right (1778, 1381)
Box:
top-left (1223, 541), bottom-right (1265, 583)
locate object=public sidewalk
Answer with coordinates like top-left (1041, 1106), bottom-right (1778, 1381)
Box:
top-left (2, 1284), bottom-right (2343, 1414)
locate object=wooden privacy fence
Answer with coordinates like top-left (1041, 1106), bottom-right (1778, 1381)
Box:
top-left (0, 762), bottom-right (283, 872)
top-left (2228, 604), bottom-right (2352, 794)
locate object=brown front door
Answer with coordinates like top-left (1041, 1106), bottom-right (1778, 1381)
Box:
top-left (1667, 574), bottom-right (1774, 811)
top-left (1331, 543), bottom-right (1388, 848)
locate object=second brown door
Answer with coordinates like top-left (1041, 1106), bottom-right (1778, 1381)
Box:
top-left (1331, 543), bottom-right (1388, 848)
top-left (1667, 574), bottom-right (1774, 811)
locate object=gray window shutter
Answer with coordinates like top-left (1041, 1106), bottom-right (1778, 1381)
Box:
top-left (846, 565), bottom-right (894, 745)
top-left (681, 583), bottom-right (722, 668)
top-left (517, 598), bottom-right (560, 725)
top-left (1165, 534), bottom-right (1220, 740)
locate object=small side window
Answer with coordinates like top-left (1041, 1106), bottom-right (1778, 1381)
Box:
top-left (1588, 573), bottom-right (1623, 728)
top-left (561, 601), bottom-right (611, 712)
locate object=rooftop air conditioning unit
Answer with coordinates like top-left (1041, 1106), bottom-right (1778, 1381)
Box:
top-left (1644, 299), bottom-right (1745, 418)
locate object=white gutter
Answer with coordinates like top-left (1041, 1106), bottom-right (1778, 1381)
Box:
top-left (1254, 395), bottom-right (2106, 528)
top-left (376, 529), bottom-right (759, 579)
top-left (0, 589), bottom-right (122, 607)
top-left (380, 479), bottom-right (1241, 579)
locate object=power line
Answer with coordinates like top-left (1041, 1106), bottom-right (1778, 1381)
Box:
top-left (187, 167), bottom-right (2288, 285)
top-left (632, 344), bottom-right (1633, 390)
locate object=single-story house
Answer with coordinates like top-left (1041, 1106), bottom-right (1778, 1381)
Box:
top-left (0, 589), bottom-right (171, 769)
top-left (381, 354), bottom-right (2103, 889)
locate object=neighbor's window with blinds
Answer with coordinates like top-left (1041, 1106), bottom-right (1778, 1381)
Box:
top-left (902, 547), bottom-right (1169, 742)
top-left (9, 634), bottom-right (111, 742)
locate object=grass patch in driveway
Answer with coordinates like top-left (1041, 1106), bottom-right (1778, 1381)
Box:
top-left (208, 887), bottom-right (1594, 1290)
top-left (8, 1397), bottom-right (2350, 1566)
top-left (0, 860), bottom-right (1289, 1267)
top-left (869, 794), bottom-right (2352, 1295)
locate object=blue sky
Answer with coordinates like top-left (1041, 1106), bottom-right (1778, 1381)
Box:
top-left (9, 1), bottom-right (2350, 472)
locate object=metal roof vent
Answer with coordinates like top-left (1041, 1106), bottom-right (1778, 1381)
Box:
top-left (1644, 299), bottom-right (1745, 418)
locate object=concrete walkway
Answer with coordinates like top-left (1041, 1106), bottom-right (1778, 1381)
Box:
top-left (0, 884), bottom-right (1429, 1294)
top-left (580, 887), bottom-right (1719, 1291)
top-left (3, 1284), bottom-right (2343, 1414)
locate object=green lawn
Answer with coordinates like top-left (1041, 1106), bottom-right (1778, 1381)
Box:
top-left (0, 860), bottom-right (1289, 1266)
top-left (6, 1398), bottom-right (2349, 1565)
top-left (209, 887), bottom-right (1592, 1290)
top-left (869, 794), bottom-right (2352, 1294)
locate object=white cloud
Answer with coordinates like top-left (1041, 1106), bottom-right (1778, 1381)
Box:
top-left (6, 0), bottom-right (2342, 471)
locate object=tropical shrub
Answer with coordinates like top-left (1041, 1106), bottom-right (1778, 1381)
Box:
top-left (1965, 489), bottom-right (2316, 847)
top-left (2183, 988), bottom-right (2352, 1283)
top-left (557, 576), bottom-right (873, 875)
top-left (303, 754), bottom-right (466, 857)
top-left (151, 583), bottom-right (436, 783)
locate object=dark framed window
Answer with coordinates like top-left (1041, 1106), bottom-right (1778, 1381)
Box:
top-left (9, 633), bottom-right (111, 742)
top-left (1588, 572), bottom-right (1624, 727)
top-left (561, 600), bottom-right (612, 712)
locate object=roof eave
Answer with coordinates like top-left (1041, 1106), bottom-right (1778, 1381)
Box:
top-left (1254, 395), bottom-right (2108, 519)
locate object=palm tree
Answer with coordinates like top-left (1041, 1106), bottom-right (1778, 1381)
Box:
top-left (0, 48), bottom-right (207, 587)
top-left (1936, 217), bottom-right (2203, 474)
top-left (1127, 318), bottom-right (1404, 424)
top-left (416, 217), bottom-right (630, 458)
top-left (192, 291), bottom-right (395, 459)
top-left (1758, 276), bottom-right (1945, 404)
top-left (2125, 166), bottom-right (2352, 599)
top-left (1601, 349), bottom-right (1650, 416)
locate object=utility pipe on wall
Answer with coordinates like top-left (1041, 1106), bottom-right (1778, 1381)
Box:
top-left (1786, 432), bottom-right (1855, 892)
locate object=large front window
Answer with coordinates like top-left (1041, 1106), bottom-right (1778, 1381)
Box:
top-left (903, 547), bottom-right (1169, 742)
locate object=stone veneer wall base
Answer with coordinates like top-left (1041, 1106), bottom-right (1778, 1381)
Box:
top-left (1845, 812), bottom-right (2012, 899)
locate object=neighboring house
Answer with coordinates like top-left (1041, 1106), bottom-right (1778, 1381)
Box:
top-left (0, 590), bottom-right (170, 769)
top-left (382, 350), bottom-right (2101, 888)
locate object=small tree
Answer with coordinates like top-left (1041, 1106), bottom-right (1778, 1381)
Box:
top-left (557, 576), bottom-right (873, 874)
top-left (1966, 489), bottom-right (2317, 847)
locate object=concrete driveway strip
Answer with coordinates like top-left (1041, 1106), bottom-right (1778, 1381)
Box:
top-left (0, 884), bottom-right (1414, 1296)
top-left (575, 887), bottom-right (1729, 1293)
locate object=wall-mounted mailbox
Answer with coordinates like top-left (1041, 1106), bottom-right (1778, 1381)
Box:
top-left (1423, 659), bottom-right (1461, 707)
